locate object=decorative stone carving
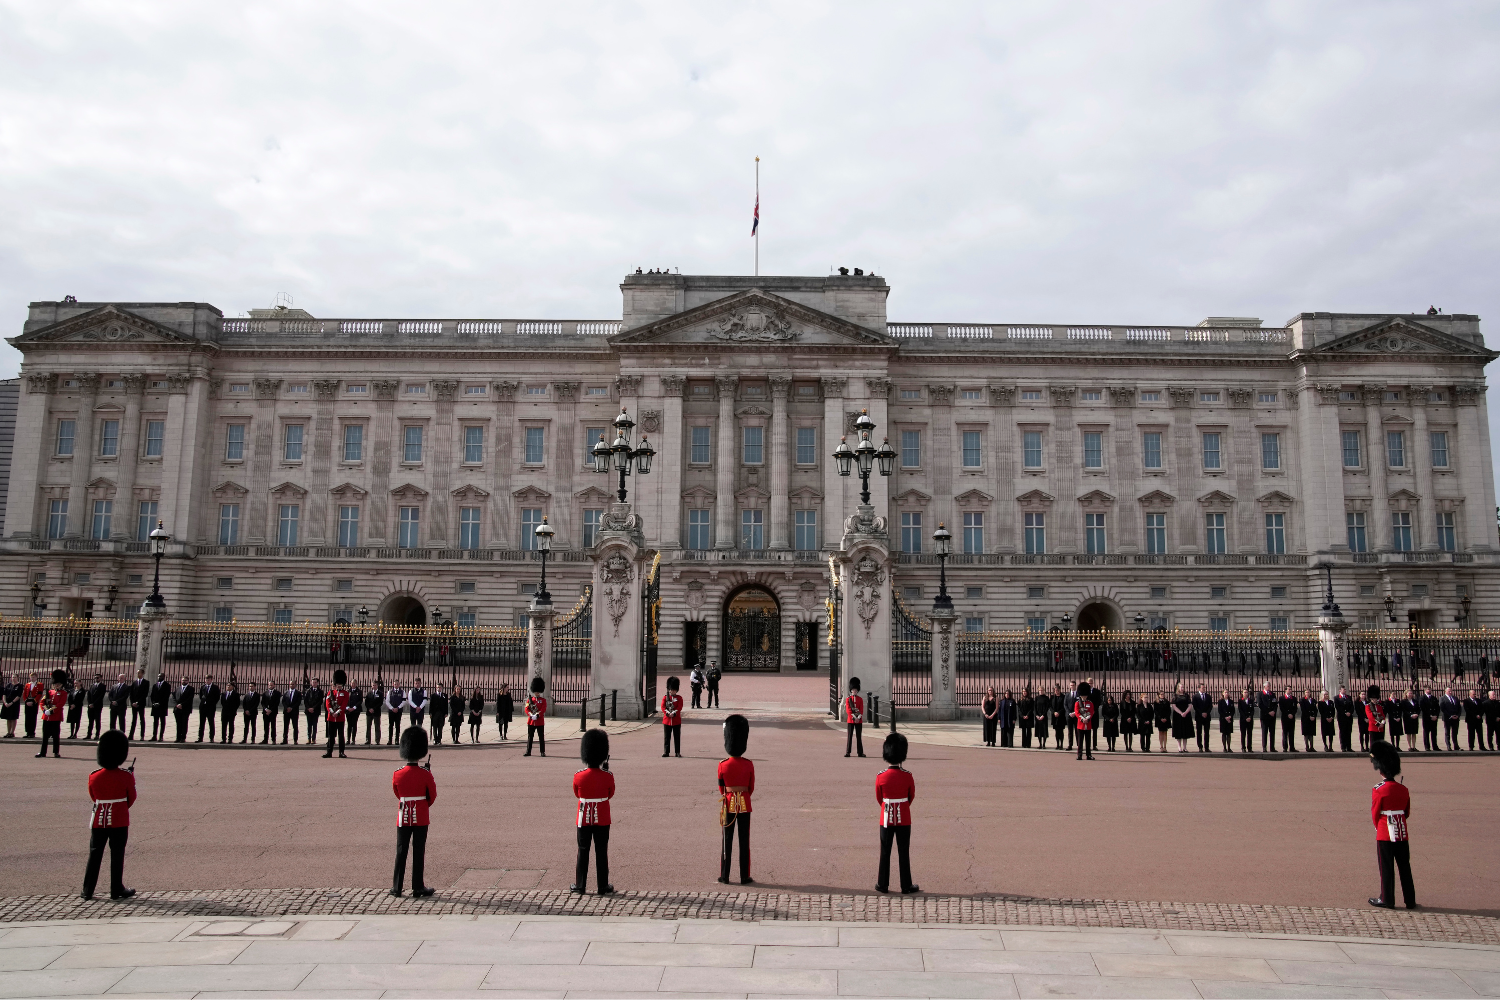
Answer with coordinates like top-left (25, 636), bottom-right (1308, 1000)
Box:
top-left (450, 484), bottom-right (491, 500)
top-left (1227, 387), bottom-right (1254, 408)
top-left (714, 375), bottom-right (738, 398)
top-left (769, 375), bottom-right (792, 398)
top-left (1407, 384), bottom-right (1431, 406)
top-left (121, 374), bottom-right (146, 395)
top-left (798, 583), bottom-right (819, 611)
top-left (74, 373), bottom-right (101, 394)
top-left (845, 410), bottom-right (863, 435)
top-left (269, 481), bottom-right (309, 498)
top-left (937, 620), bottom-right (951, 693)
top-left (1360, 384), bottom-right (1386, 406)
top-left (1316, 384), bottom-right (1342, 405)
top-left (659, 374), bottom-right (686, 397)
top-left (491, 380), bottom-right (520, 401)
top-left (820, 377), bottom-right (846, 398)
top-left (1167, 386), bottom-right (1197, 408)
top-left (866, 377), bottom-right (892, 399)
top-left (988, 385), bottom-right (1015, 407)
top-left (1454, 384), bottom-right (1483, 405)
top-left (391, 483), bottom-right (430, 500)
top-left (373, 380), bottom-right (400, 400)
top-left (1107, 387), bottom-right (1135, 407)
top-left (166, 373), bottom-right (192, 394)
top-left (212, 481), bottom-right (249, 499)
top-left (1137, 489), bottom-right (1176, 509)
top-left (685, 580), bottom-right (705, 609)
top-left (433, 379), bottom-right (459, 400)
top-left (641, 410), bottom-right (662, 433)
top-left (24, 372), bottom-right (56, 395)
top-left (253, 378), bottom-right (281, 399)
top-left (1257, 490), bottom-right (1295, 511)
top-left (1048, 385), bottom-right (1076, 407)
top-left (310, 378), bottom-right (339, 399)
top-left (329, 482), bottom-right (369, 498)
top-left (851, 556), bottom-right (884, 639)
top-left (711, 303), bottom-right (796, 342)
top-left (614, 375), bottom-right (642, 397)
top-left (928, 384), bottom-right (956, 405)
top-left (551, 381), bottom-right (578, 401)
top-left (600, 552), bottom-right (634, 637)
top-left (1286, 386), bottom-right (1300, 409)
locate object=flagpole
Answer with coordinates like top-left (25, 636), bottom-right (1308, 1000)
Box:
top-left (754, 156), bottom-right (760, 277)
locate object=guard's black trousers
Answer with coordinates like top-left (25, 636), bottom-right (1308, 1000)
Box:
top-left (877, 824), bottom-right (914, 892)
top-left (283, 714), bottom-right (298, 743)
top-left (83, 827), bottom-right (128, 897)
top-left (197, 710), bottom-right (216, 742)
top-left (1423, 722), bottom-right (1438, 751)
top-left (1240, 721), bottom-right (1253, 753)
top-left (128, 705), bottom-right (145, 740)
top-left (1444, 719), bottom-right (1459, 750)
top-left (576, 825), bottom-right (610, 892)
top-left (721, 813), bottom-right (751, 882)
top-left (39, 720), bottom-right (60, 756)
top-left (86, 709), bottom-right (103, 740)
top-left (306, 712), bottom-right (319, 743)
top-left (393, 825), bottom-right (428, 892)
top-left (242, 714), bottom-right (257, 743)
top-left (221, 712), bottom-right (235, 743)
top-left (326, 718), bottom-right (345, 755)
top-left (527, 723), bottom-right (545, 755)
top-left (846, 722), bottom-right (864, 755)
top-left (663, 723), bottom-right (680, 755)
top-left (1376, 840), bottom-right (1416, 908)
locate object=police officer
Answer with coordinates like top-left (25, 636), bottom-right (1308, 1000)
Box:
top-left (385, 682), bottom-right (405, 744)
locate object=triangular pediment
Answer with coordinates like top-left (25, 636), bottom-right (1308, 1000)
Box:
top-left (1257, 490), bottom-right (1296, 506)
top-left (954, 489), bottom-right (994, 505)
top-left (574, 486), bottom-right (614, 504)
top-left (1387, 488), bottom-right (1422, 502)
top-left (9, 304), bottom-right (202, 348)
top-left (510, 485), bottom-right (550, 502)
top-left (1137, 489), bottom-right (1177, 507)
top-left (213, 481), bottom-right (248, 498)
top-left (1016, 489), bottom-right (1056, 505)
top-left (450, 484), bottom-right (491, 500)
top-left (85, 477), bottom-right (117, 491)
top-left (1305, 317), bottom-right (1495, 360)
top-left (1197, 490), bottom-right (1237, 506)
top-left (610, 288), bottom-right (891, 348)
top-left (894, 489), bottom-right (932, 506)
top-left (270, 481), bottom-right (308, 498)
top-left (1077, 489), bottom-right (1118, 507)
top-left (734, 486), bottom-right (771, 505)
top-left (329, 482), bottom-right (368, 498)
top-left (392, 483), bottom-right (430, 500)
top-left (681, 486), bottom-right (717, 503)
top-left (788, 486), bottom-right (824, 502)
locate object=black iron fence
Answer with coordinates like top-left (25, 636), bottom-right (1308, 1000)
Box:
top-left (891, 591), bottom-right (932, 707)
top-left (549, 586), bottom-right (592, 705)
top-left (0, 617), bottom-right (139, 683)
top-left (1345, 629), bottom-right (1498, 693)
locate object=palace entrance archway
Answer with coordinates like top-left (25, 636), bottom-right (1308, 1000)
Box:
top-left (722, 585), bottom-right (781, 672)
top-left (1076, 601), bottom-right (1121, 632)
top-left (381, 596), bottom-right (427, 663)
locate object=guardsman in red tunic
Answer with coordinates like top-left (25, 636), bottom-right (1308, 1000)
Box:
top-left (844, 677), bottom-right (866, 758)
top-left (82, 730), bottom-right (136, 900)
top-left (36, 671), bottom-right (68, 758)
top-left (1071, 681), bottom-right (1096, 760)
top-left (1364, 685), bottom-right (1389, 744)
top-left (21, 671), bottom-right (42, 739)
top-left (572, 728), bottom-right (616, 894)
top-left (660, 676), bottom-right (683, 758)
top-left (322, 668), bottom-right (350, 759)
top-left (875, 731), bottom-right (920, 894)
top-left (391, 727), bottom-right (437, 897)
top-left (523, 675), bottom-right (548, 757)
top-left (717, 714), bottom-right (755, 885)
top-left (1368, 740), bottom-right (1417, 909)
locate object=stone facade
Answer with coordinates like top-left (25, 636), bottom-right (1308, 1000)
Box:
top-left (4, 274), bottom-right (1496, 672)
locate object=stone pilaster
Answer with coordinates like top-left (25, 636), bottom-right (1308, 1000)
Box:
top-left (836, 506), bottom-right (892, 717)
top-left (1319, 612), bottom-right (1350, 695)
top-left (65, 374), bottom-right (100, 537)
top-left (109, 376), bottom-right (145, 540)
top-left (714, 376), bottom-right (737, 549)
top-left (526, 599), bottom-right (555, 697)
top-left (590, 503), bottom-right (650, 719)
top-left (769, 375), bottom-right (791, 548)
top-left (1362, 385), bottom-right (1389, 550)
top-left (928, 605), bottom-right (957, 720)
top-left (1409, 388), bottom-right (1436, 550)
top-left (134, 604), bottom-right (170, 680)
top-left (658, 375), bottom-right (686, 549)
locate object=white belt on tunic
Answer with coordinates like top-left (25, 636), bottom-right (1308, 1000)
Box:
top-left (91, 797), bottom-right (127, 827)
top-left (577, 796), bottom-right (607, 827)
top-left (880, 796), bottom-right (908, 828)
top-left (1381, 810), bottom-right (1409, 842)
top-left (398, 795), bottom-right (426, 826)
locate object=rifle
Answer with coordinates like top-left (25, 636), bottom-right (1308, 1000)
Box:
top-left (127, 757), bottom-right (136, 774)
top-left (422, 754), bottom-right (432, 771)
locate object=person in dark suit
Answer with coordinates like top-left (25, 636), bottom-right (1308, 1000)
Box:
top-left (282, 684), bottom-right (301, 744)
top-left (305, 677), bottom-right (324, 745)
top-left (429, 685), bottom-right (449, 745)
top-left (1018, 688), bottom-right (1035, 749)
top-left (1032, 690), bottom-right (1050, 749)
top-left (86, 674), bottom-right (108, 740)
top-left (1052, 684), bottom-right (1069, 749)
top-left (220, 683), bottom-right (240, 744)
top-left (999, 689), bottom-right (1017, 748)
top-left (1401, 689), bottom-right (1421, 752)
top-left (1257, 684), bottom-right (1277, 752)
top-left (1298, 688), bottom-right (1318, 752)
top-left (149, 673), bottom-right (170, 741)
top-left (129, 669), bottom-right (150, 741)
top-left (1419, 687), bottom-right (1440, 752)
top-left (196, 675), bottom-right (220, 743)
top-left (1486, 689), bottom-right (1499, 750)
top-left (1277, 686), bottom-right (1298, 751)
top-left (261, 684), bottom-right (280, 743)
top-left (1462, 689), bottom-right (1483, 750)
top-left (107, 673), bottom-right (129, 735)
top-left (1318, 690), bottom-right (1336, 752)
top-left (66, 679), bottom-right (85, 740)
top-left (1335, 686), bottom-right (1356, 752)
top-left (1216, 689), bottom-right (1234, 752)
top-left (1191, 684), bottom-right (1213, 752)
top-left (172, 677), bottom-right (195, 743)
top-left (1439, 687), bottom-right (1461, 751)
top-left (1236, 687), bottom-right (1255, 753)
top-left (346, 681), bottom-right (363, 745)
top-left (241, 683), bottom-right (261, 743)
top-left (365, 684), bottom-right (384, 745)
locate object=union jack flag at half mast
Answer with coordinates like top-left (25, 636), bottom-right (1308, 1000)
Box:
top-left (752, 156), bottom-right (760, 276)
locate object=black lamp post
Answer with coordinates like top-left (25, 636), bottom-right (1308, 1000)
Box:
top-left (103, 585), bottom-right (118, 615)
top-left (1384, 593), bottom-right (1397, 625)
top-left (144, 520), bottom-right (170, 611)
top-left (1457, 594), bottom-right (1472, 627)
top-left (593, 407), bottom-right (654, 503)
top-left (534, 515), bottom-right (555, 605)
top-left (1060, 612), bottom-right (1073, 631)
top-left (1318, 562), bottom-right (1342, 619)
top-left (357, 605), bottom-right (369, 625)
top-left (29, 581), bottom-right (46, 615)
top-left (832, 409), bottom-right (895, 505)
top-left (931, 522), bottom-right (953, 613)
top-left (430, 607), bottom-right (444, 628)
top-left (1133, 612), bottom-right (1146, 634)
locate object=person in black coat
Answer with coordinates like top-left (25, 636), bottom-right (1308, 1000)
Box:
top-left (220, 683), bottom-right (240, 743)
top-left (87, 674), bottom-right (109, 740)
top-left (107, 673), bottom-right (129, 735)
top-left (128, 669), bottom-right (150, 741)
top-left (281, 684), bottom-right (301, 744)
top-left (1401, 689), bottom-right (1421, 752)
top-left (999, 689), bottom-right (1017, 748)
top-left (1101, 694), bottom-right (1119, 752)
top-left (1485, 689), bottom-right (1499, 750)
top-left (1298, 688), bottom-right (1318, 752)
top-left (241, 683), bottom-right (260, 743)
top-left (305, 678), bottom-right (324, 745)
top-left (1462, 689), bottom-right (1482, 750)
top-left (346, 682), bottom-right (363, 744)
top-left (67, 680), bottom-right (86, 740)
top-left (172, 677), bottom-right (195, 743)
top-left (448, 685), bottom-right (465, 745)
top-left (1153, 691), bottom-right (1171, 752)
top-left (1216, 689), bottom-right (1234, 752)
top-left (1318, 690), bottom-right (1336, 752)
top-left (1236, 687), bottom-right (1255, 753)
top-left (1439, 687), bottom-right (1461, 751)
top-left (1032, 691), bottom-right (1050, 748)
top-left (1051, 685), bottom-right (1069, 749)
top-left (980, 688), bottom-right (998, 747)
top-left (1191, 684), bottom-right (1213, 752)
top-left (365, 684), bottom-right (384, 745)
top-left (467, 687), bottom-right (485, 743)
top-left (1335, 686), bottom-right (1356, 752)
top-left (1119, 692), bottom-right (1136, 752)
top-left (429, 685), bottom-right (450, 745)
top-left (196, 676), bottom-right (221, 743)
top-left (1257, 684), bottom-right (1277, 752)
top-left (1018, 688), bottom-right (1035, 749)
top-left (495, 683), bottom-right (514, 741)
top-left (1419, 687), bottom-right (1441, 752)
top-left (1277, 686), bottom-right (1298, 752)
top-left (149, 673), bottom-right (170, 741)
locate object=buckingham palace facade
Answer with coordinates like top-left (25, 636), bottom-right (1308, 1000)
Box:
top-left (3, 272), bottom-right (1496, 672)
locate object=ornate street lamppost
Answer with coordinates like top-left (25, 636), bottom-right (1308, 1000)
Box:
top-left (534, 515), bottom-right (555, 605)
top-left (357, 605), bottom-right (369, 625)
top-left (931, 522), bottom-right (953, 613)
top-left (1133, 612), bottom-right (1146, 634)
top-left (832, 409), bottom-right (896, 505)
top-left (593, 407), bottom-right (655, 503)
top-left (1317, 562), bottom-right (1343, 619)
top-left (1457, 594), bottom-right (1472, 627)
top-left (144, 520), bottom-right (171, 611)
top-left (29, 581), bottom-right (46, 615)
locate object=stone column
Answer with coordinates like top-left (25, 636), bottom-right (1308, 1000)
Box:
top-left (769, 375), bottom-right (791, 549)
top-left (160, 375), bottom-right (206, 546)
top-left (836, 512), bottom-right (893, 716)
top-left (821, 378), bottom-right (848, 550)
top-left (244, 379), bottom-right (281, 544)
top-left (658, 375), bottom-right (686, 549)
top-left (552, 381), bottom-right (580, 546)
top-left (1319, 611), bottom-right (1350, 695)
top-left (109, 376), bottom-right (146, 540)
top-left (369, 380), bottom-right (399, 543)
top-left (1363, 385), bottom-right (1389, 550)
top-left (429, 380), bottom-right (459, 547)
top-left (1300, 384), bottom-right (1347, 551)
top-left (928, 605), bottom-right (957, 720)
top-left (591, 503), bottom-right (649, 719)
top-left (1454, 384), bottom-right (1492, 550)
top-left (491, 381), bottom-right (519, 548)
top-left (65, 374), bottom-right (100, 537)
top-left (714, 376), bottom-right (737, 548)
top-left (308, 378), bottom-right (340, 545)
top-left (8, 373), bottom-right (57, 538)
top-left (134, 604), bottom-right (170, 681)
top-left (1409, 388), bottom-right (1437, 550)
top-left (526, 599), bottom-right (555, 697)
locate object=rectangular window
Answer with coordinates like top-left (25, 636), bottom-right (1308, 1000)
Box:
top-left (1341, 430), bottom-right (1361, 468)
top-left (1026, 617), bottom-right (1047, 633)
top-left (794, 510), bottom-right (818, 551)
top-left (1346, 512), bottom-right (1366, 553)
top-left (1205, 512), bottom-right (1226, 554)
top-left (959, 430), bottom-right (982, 468)
top-left (690, 426), bottom-right (711, 464)
top-left (403, 425), bottom-right (424, 463)
top-left (226, 423), bottom-right (246, 461)
top-left (1259, 392), bottom-right (1278, 403)
top-left (1150, 586), bottom-right (1167, 599)
top-left (1210, 616), bottom-right (1229, 632)
top-left (405, 384), bottom-right (427, 396)
top-left (342, 424), bottom-right (363, 462)
top-left (1024, 512), bottom-right (1046, 554)
top-left (136, 500), bottom-right (157, 542)
top-left (1265, 513), bottom-right (1285, 554)
top-left (283, 424), bottom-right (304, 461)
top-left (1022, 431), bottom-right (1043, 469)
top-left (1082, 432), bottom-right (1103, 469)
top-left (1080, 390), bottom-right (1101, 401)
top-left (216, 577), bottom-right (233, 590)
top-left (465, 385), bottom-right (487, 396)
top-left (901, 430), bottom-right (921, 468)
top-left (687, 508), bottom-right (711, 550)
top-left (1340, 390), bottom-right (1357, 402)
top-left (1436, 512), bottom-right (1456, 552)
top-left (513, 507), bottom-right (538, 550)
top-left (218, 504), bottom-right (240, 545)
top-left (90, 500), bottom-right (112, 540)
top-left (1430, 431), bottom-right (1449, 468)
top-left (1391, 512), bottom-right (1413, 552)
top-left (1261, 433), bottom-right (1280, 470)
top-left (1027, 586), bottom-right (1046, 599)
top-left (1387, 430), bottom-right (1406, 468)
top-left (1269, 616), bottom-right (1289, 631)
top-left (456, 425), bottom-right (481, 464)
top-left (741, 426), bottom-right (763, 464)
top-left (344, 384), bottom-right (366, 395)
top-left (273, 609), bottom-right (294, 625)
top-left (277, 504), bottom-right (300, 546)
top-left (55, 419), bottom-right (75, 456)
top-left (214, 606), bottom-right (234, 623)
top-left (1145, 513), bottom-right (1166, 554)
top-left (965, 586), bottom-right (983, 599)
top-left (740, 509), bottom-right (764, 550)
top-left (1211, 586), bottom-right (1228, 599)
top-left (585, 386), bottom-right (607, 396)
top-left (338, 506), bottom-right (360, 547)
top-left (399, 506), bottom-right (422, 549)
top-left (903, 586), bottom-right (922, 600)
top-left (962, 511), bottom-right (984, 554)
top-left (965, 617), bottom-right (983, 632)
top-left (900, 511), bottom-right (923, 554)
top-left (1201, 432), bottom-right (1222, 470)
top-left (796, 427), bottom-right (817, 465)
top-left (455, 581), bottom-right (475, 594)
top-left (583, 508), bottom-right (602, 548)
top-left (899, 389), bottom-right (921, 400)
top-left (1084, 512), bottom-right (1106, 554)
top-left (508, 425), bottom-right (535, 464)
top-left (1142, 432), bottom-right (1162, 469)
top-left (1140, 392), bottom-right (1161, 402)
top-left (457, 612), bottom-right (477, 628)
top-left (458, 507), bottom-right (481, 550)
top-left (585, 426), bottom-right (607, 465)
top-left (1200, 392), bottom-right (1220, 403)
top-left (144, 420), bottom-right (164, 458)
top-left (274, 577), bottom-right (293, 592)
top-left (99, 419), bottom-right (119, 457)
top-left (1271, 586), bottom-right (1287, 599)
top-left (1410, 584), bottom-right (1429, 598)
top-left (960, 389), bottom-right (982, 401)
top-left (1020, 390), bottom-right (1042, 401)
top-left (336, 579), bottom-right (354, 592)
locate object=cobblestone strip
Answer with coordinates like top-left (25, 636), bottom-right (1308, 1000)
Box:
top-left (1, 888), bottom-right (1494, 944)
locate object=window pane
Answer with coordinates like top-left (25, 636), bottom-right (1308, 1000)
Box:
top-left (687, 508), bottom-right (710, 550)
top-left (690, 426), bottom-right (711, 464)
top-left (458, 507), bottom-right (480, 550)
top-left (962, 430), bottom-right (982, 468)
top-left (1260, 432), bottom-right (1280, 469)
top-left (1346, 512), bottom-right (1366, 553)
top-left (1436, 512), bottom-right (1455, 552)
top-left (1391, 512), bottom-right (1412, 551)
top-left (343, 424), bottom-right (363, 461)
top-left (1084, 512), bottom-right (1106, 554)
top-left (273, 609), bottom-right (294, 625)
top-left (99, 420), bottom-right (119, 457)
top-left (1205, 513), bottom-right (1226, 554)
top-left (962, 511), bottom-right (983, 554)
top-left (338, 505), bottom-right (360, 547)
top-left (742, 426), bottom-right (763, 464)
top-left (1201, 432), bottom-right (1221, 469)
top-left (796, 427), bottom-right (816, 465)
top-left (464, 426), bottom-right (484, 464)
top-left (900, 511), bottom-right (922, 554)
top-left (1145, 513), bottom-right (1166, 554)
top-left (90, 500), bottom-right (112, 540)
top-left (283, 424), bottom-right (304, 461)
top-left (277, 504), bottom-right (300, 546)
top-left (901, 430), bottom-right (921, 467)
top-left (1081, 432), bottom-right (1102, 469)
top-left (585, 426), bottom-right (607, 465)
top-left (47, 500), bottom-right (68, 539)
top-left (1024, 512), bottom-right (1046, 554)
top-left (794, 509), bottom-right (818, 551)
top-left (144, 420), bottom-right (164, 458)
top-left (583, 508), bottom-right (602, 547)
top-left (403, 425), bottom-right (424, 463)
top-left (1022, 431), bottom-right (1042, 469)
top-left (1386, 430), bottom-right (1405, 468)
top-left (1429, 431), bottom-right (1449, 468)
top-left (218, 504), bottom-right (239, 545)
top-left (400, 506), bottom-right (422, 549)
top-left (56, 420), bottom-right (75, 456)
top-left (524, 427), bottom-right (543, 463)
top-left (226, 424), bottom-right (246, 461)
top-left (136, 500), bottom-right (157, 542)
top-left (740, 509), bottom-right (764, 550)
top-left (519, 507), bottom-right (541, 550)
top-left (1341, 430), bottom-right (1361, 467)
top-left (1142, 432), bottom-right (1161, 469)
top-left (1264, 513), bottom-right (1285, 554)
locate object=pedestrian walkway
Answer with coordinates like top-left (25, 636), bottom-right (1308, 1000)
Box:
top-left (1, 911), bottom-right (1497, 998)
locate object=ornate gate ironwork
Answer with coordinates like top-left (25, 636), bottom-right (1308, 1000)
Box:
top-left (795, 621), bottom-right (818, 671)
top-left (641, 553), bottom-right (660, 714)
top-left (891, 588), bottom-right (933, 707)
top-left (724, 610), bottom-right (780, 671)
top-left (684, 621), bottom-right (707, 670)
top-left (827, 569), bottom-right (841, 715)
top-left (550, 585), bottom-right (592, 704)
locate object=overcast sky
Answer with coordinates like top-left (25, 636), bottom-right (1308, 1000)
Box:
top-left (2, 2), bottom-right (1498, 479)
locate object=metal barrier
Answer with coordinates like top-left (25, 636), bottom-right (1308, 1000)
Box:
top-left (550, 586), bottom-right (592, 704)
top-left (0, 617), bottom-right (139, 683)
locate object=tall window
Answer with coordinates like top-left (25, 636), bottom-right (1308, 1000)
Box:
top-left (1084, 513), bottom-right (1106, 554)
top-left (1436, 512), bottom-right (1456, 552)
top-left (225, 424), bottom-right (246, 461)
top-left (585, 426), bottom-right (608, 464)
top-left (1391, 512), bottom-right (1413, 552)
top-left (1141, 432), bottom-right (1162, 470)
top-left (1026, 617), bottom-right (1047, 633)
top-left (342, 424), bottom-right (363, 462)
top-left (687, 508), bottom-right (711, 550)
top-left (47, 500), bottom-right (68, 539)
top-left (338, 505), bottom-right (360, 547)
top-left (458, 507), bottom-right (481, 550)
top-left (1261, 433), bottom-right (1280, 470)
top-left (1205, 513), bottom-right (1226, 554)
top-left (399, 506), bottom-right (422, 549)
top-left (144, 420), bottom-right (164, 458)
top-left (277, 504), bottom-right (300, 546)
top-left (1430, 431), bottom-right (1449, 468)
top-left (900, 511), bottom-right (922, 554)
top-left (1082, 432), bottom-right (1103, 469)
top-left (1201, 432), bottom-right (1222, 470)
top-left (90, 500), bottom-right (112, 540)
top-left (963, 511), bottom-right (984, 554)
top-left (1386, 430), bottom-right (1406, 468)
top-left (457, 612), bottom-right (477, 629)
top-left (1022, 431), bottom-right (1043, 469)
top-left (283, 424), bottom-right (304, 461)
top-left (274, 609), bottom-right (294, 625)
top-left (582, 508), bottom-right (602, 547)
top-left (55, 419), bottom-right (75, 456)
top-left (742, 426), bottom-right (764, 464)
top-left (1210, 616), bottom-right (1229, 632)
top-left (1264, 513), bottom-right (1285, 554)
top-left (136, 500), bottom-right (157, 542)
top-left (218, 503), bottom-right (240, 545)
top-left (796, 427), bottom-right (817, 465)
top-left (523, 426), bottom-right (543, 464)
top-left (1024, 512), bottom-right (1046, 554)
top-left (99, 419), bottom-right (119, 457)
top-left (795, 510), bottom-right (818, 551)
top-left (740, 509), bottom-right (764, 550)
top-left (1346, 512), bottom-right (1367, 553)
top-left (689, 426), bottom-right (711, 464)
top-left (403, 426), bottom-right (424, 463)
top-left (1145, 513), bottom-right (1166, 554)
top-left (1341, 430), bottom-right (1361, 468)
top-left (519, 508), bottom-right (542, 550)
top-left (463, 426), bottom-right (484, 464)
top-left (901, 430), bottom-right (921, 468)
top-left (961, 431), bottom-right (982, 468)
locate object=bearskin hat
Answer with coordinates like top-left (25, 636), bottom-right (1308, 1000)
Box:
top-left (882, 731), bottom-right (909, 766)
top-left (97, 729), bottom-right (129, 769)
top-left (581, 727), bottom-right (610, 768)
top-left (723, 713), bottom-right (750, 757)
top-left (400, 725), bottom-right (429, 762)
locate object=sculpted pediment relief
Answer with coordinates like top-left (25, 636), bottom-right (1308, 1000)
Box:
top-left (954, 489), bottom-right (994, 505)
top-left (270, 481), bottom-right (308, 498)
top-left (451, 484), bottom-right (491, 500)
top-left (85, 477), bottom-right (117, 491)
top-left (1015, 489), bottom-right (1056, 506)
top-left (734, 486), bottom-right (771, 507)
top-left (329, 482), bottom-right (369, 498)
top-left (10, 304), bottom-right (201, 347)
top-left (510, 485), bottom-right (551, 502)
top-left (611, 288), bottom-right (891, 348)
top-left (391, 483), bottom-right (430, 500)
top-left (681, 486), bottom-right (717, 503)
top-left (1077, 489), bottom-right (1117, 508)
top-left (788, 486), bottom-right (824, 503)
top-left (894, 489), bottom-right (932, 506)
top-left (1137, 489), bottom-right (1176, 507)
top-left (213, 481), bottom-right (248, 498)
top-left (1306, 317), bottom-right (1495, 360)
top-left (574, 486), bottom-right (614, 504)
top-left (1197, 490), bottom-right (1237, 506)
